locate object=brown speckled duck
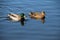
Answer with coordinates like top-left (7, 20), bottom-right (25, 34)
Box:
top-left (29, 11), bottom-right (45, 19)
top-left (29, 11), bottom-right (45, 23)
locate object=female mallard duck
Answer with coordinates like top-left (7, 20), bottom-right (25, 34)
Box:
top-left (29, 11), bottom-right (45, 19)
top-left (8, 13), bottom-right (26, 21)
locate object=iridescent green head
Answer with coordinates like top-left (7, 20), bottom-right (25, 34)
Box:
top-left (20, 13), bottom-right (25, 18)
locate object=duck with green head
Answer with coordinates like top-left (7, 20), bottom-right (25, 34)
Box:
top-left (8, 13), bottom-right (26, 22)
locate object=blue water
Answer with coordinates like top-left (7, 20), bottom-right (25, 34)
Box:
top-left (0, 0), bottom-right (60, 40)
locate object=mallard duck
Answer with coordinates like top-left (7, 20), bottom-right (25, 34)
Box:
top-left (29, 11), bottom-right (45, 24)
top-left (8, 13), bottom-right (26, 21)
top-left (29, 11), bottom-right (45, 19)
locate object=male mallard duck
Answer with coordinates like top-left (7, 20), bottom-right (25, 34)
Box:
top-left (29, 11), bottom-right (45, 19)
top-left (8, 13), bottom-right (26, 21)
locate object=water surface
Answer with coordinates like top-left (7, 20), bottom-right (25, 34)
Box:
top-left (0, 0), bottom-right (60, 40)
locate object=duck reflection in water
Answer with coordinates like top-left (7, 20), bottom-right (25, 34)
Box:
top-left (40, 16), bottom-right (45, 24)
top-left (29, 11), bottom-right (45, 24)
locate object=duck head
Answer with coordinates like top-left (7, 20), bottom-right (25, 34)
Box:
top-left (30, 12), bottom-right (34, 15)
top-left (29, 12), bottom-right (36, 16)
top-left (20, 13), bottom-right (25, 17)
top-left (41, 11), bottom-right (45, 16)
